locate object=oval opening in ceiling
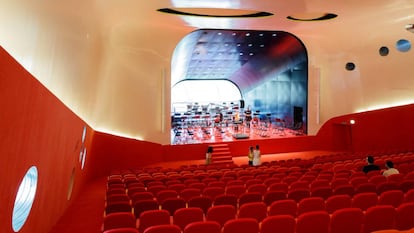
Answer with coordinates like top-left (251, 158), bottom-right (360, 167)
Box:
top-left (287, 13), bottom-right (337, 21)
top-left (158, 8), bottom-right (273, 18)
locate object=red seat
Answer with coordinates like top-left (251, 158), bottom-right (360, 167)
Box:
top-left (296, 211), bottom-right (330, 233)
top-left (238, 192), bottom-right (263, 207)
top-left (268, 182), bottom-right (289, 192)
top-left (184, 221), bottom-right (222, 233)
top-left (325, 194), bottom-right (352, 214)
top-left (363, 205), bottom-right (396, 233)
top-left (287, 188), bottom-right (310, 202)
top-left (156, 190), bottom-right (178, 203)
top-left (376, 181), bottom-right (399, 194)
top-left (247, 184), bottom-right (267, 195)
top-left (310, 186), bottom-right (333, 200)
top-left (214, 193), bottom-right (238, 207)
top-left (179, 188), bottom-right (201, 202)
top-left (103, 228), bottom-right (139, 233)
top-left (202, 186), bottom-right (225, 199)
top-left (225, 185), bottom-right (246, 198)
top-left (105, 201), bottom-right (132, 215)
top-left (222, 218), bottom-right (259, 233)
top-left (137, 209), bottom-right (171, 233)
top-left (329, 208), bottom-right (364, 233)
top-left (399, 179), bottom-right (414, 193)
top-left (263, 190), bottom-right (287, 206)
top-left (387, 173), bottom-right (404, 183)
top-left (133, 199), bottom-right (159, 218)
top-left (160, 197), bottom-right (186, 215)
top-left (378, 190), bottom-right (404, 207)
top-left (103, 212), bottom-right (136, 231)
top-left (354, 183), bottom-right (377, 194)
top-left (173, 207), bottom-right (204, 230)
top-left (268, 199), bottom-right (297, 217)
top-left (260, 215), bottom-right (295, 233)
top-left (332, 184), bottom-right (354, 197)
top-left (187, 196), bottom-right (212, 215)
top-left (206, 204), bottom-right (237, 227)
top-left (297, 197), bottom-right (326, 215)
top-left (352, 192), bottom-right (378, 211)
top-left (143, 224), bottom-right (181, 233)
top-left (395, 202), bottom-right (414, 230)
top-left (238, 202), bottom-right (267, 222)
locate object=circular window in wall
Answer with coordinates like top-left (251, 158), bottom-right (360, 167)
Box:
top-left (12, 166), bottom-right (38, 232)
top-left (396, 39), bottom-right (411, 52)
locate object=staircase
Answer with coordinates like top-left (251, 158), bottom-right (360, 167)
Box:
top-left (210, 144), bottom-right (234, 165)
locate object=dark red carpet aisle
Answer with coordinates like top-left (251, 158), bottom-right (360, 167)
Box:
top-left (49, 178), bottom-right (106, 233)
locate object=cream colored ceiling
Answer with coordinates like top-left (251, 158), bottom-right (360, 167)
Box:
top-left (1, 0), bottom-right (414, 144)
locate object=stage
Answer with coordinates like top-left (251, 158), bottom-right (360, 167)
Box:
top-left (171, 121), bottom-right (304, 145)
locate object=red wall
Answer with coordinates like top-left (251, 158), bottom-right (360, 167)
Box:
top-left (0, 47), bottom-right (94, 233)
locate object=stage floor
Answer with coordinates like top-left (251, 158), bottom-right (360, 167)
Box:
top-left (171, 123), bottom-right (304, 145)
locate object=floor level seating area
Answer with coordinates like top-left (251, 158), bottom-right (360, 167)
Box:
top-left (102, 151), bottom-right (414, 233)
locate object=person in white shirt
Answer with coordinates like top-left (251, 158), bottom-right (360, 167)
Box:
top-left (382, 160), bottom-right (399, 177)
top-left (252, 144), bottom-right (261, 166)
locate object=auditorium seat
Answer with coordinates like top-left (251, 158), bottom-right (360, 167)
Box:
top-left (297, 197), bottom-right (326, 215)
top-left (263, 190), bottom-right (287, 206)
top-left (105, 201), bottom-right (132, 215)
top-left (268, 182), bottom-right (289, 192)
top-left (399, 179), bottom-right (414, 193)
top-left (287, 188), bottom-right (310, 202)
top-left (202, 186), bottom-right (225, 199)
top-left (173, 207), bottom-right (204, 230)
top-left (103, 228), bottom-right (139, 233)
top-left (238, 192), bottom-right (263, 207)
top-left (247, 183), bottom-right (267, 195)
top-left (333, 184), bottom-right (355, 197)
top-left (395, 202), bottom-right (414, 230)
top-left (103, 212), bottom-right (136, 231)
top-left (143, 224), bottom-right (181, 233)
top-left (310, 186), bottom-right (333, 200)
top-left (376, 181), bottom-right (399, 194)
top-left (133, 199), bottom-right (159, 218)
top-left (268, 199), bottom-right (297, 217)
top-left (187, 196), bottom-right (212, 215)
top-left (179, 188), bottom-right (201, 202)
top-left (184, 221), bottom-right (222, 233)
top-left (156, 190), bottom-right (178, 203)
top-left (225, 185), bottom-right (246, 198)
top-left (296, 211), bottom-right (330, 233)
top-left (354, 182), bottom-right (377, 194)
top-left (325, 194), bottom-right (352, 214)
top-left (160, 197), bottom-right (186, 215)
top-left (363, 205), bottom-right (396, 233)
top-left (260, 215), bottom-right (295, 233)
top-left (222, 218), bottom-right (259, 233)
top-left (137, 209), bottom-right (171, 233)
top-left (352, 192), bottom-right (378, 211)
top-left (329, 208), bottom-right (364, 233)
top-left (206, 204), bottom-right (237, 227)
top-left (237, 202), bottom-right (267, 222)
top-left (377, 190), bottom-right (404, 207)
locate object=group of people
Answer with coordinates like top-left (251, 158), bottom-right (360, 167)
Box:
top-left (362, 155), bottom-right (400, 177)
top-left (248, 144), bottom-right (261, 166)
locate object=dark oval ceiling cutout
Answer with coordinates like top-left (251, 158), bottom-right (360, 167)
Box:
top-left (379, 46), bottom-right (389, 56)
top-left (157, 8), bottom-right (273, 18)
top-left (287, 13), bottom-right (337, 21)
top-left (345, 62), bottom-right (356, 71)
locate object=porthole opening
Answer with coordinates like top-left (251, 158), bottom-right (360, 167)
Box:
top-left (12, 166), bottom-right (38, 232)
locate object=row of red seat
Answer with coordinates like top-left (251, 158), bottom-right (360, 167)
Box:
top-left (103, 201), bottom-right (414, 233)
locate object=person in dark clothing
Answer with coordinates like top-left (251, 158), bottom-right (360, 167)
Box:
top-left (362, 155), bottom-right (380, 173)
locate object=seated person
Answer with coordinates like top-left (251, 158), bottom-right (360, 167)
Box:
top-left (382, 160), bottom-right (399, 177)
top-left (362, 155), bottom-right (380, 173)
